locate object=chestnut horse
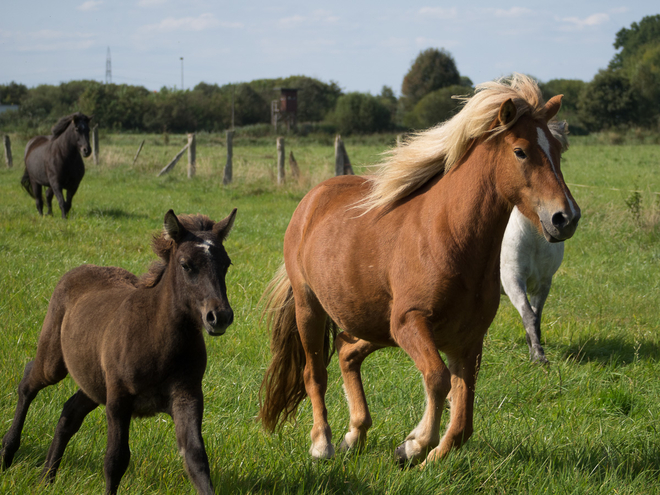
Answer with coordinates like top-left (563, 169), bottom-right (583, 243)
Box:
top-left (1, 209), bottom-right (237, 494)
top-left (259, 75), bottom-right (580, 466)
top-left (21, 112), bottom-right (91, 218)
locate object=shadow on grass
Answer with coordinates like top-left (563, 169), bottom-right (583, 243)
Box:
top-left (558, 336), bottom-right (660, 365)
top-left (86, 208), bottom-right (147, 220)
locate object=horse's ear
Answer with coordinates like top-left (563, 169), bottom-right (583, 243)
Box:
top-left (213, 208), bottom-right (237, 241)
top-left (498, 98), bottom-right (517, 127)
top-left (543, 94), bottom-right (563, 122)
top-left (163, 210), bottom-right (186, 242)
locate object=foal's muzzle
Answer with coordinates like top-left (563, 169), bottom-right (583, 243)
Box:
top-left (202, 304), bottom-right (234, 336)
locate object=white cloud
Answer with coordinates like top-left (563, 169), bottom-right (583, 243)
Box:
top-left (78, 0), bottom-right (103, 12)
top-left (560, 13), bottom-right (609, 29)
top-left (278, 10), bottom-right (339, 29)
top-left (138, 0), bottom-right (166, 6)
top-left (491, 7), bottom-right (532, 18)
top-left (142, 13), bottom-right (241, 33)
top-left (16, 30), bottom-right (95, 51)
top-left (418, 7), bottom-right (458, 19)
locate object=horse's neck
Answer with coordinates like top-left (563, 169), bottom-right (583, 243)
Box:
top-left (54, 127), bottom-right (77, 156)
top-left (150, 267), bottom-right (198, 334)
top-left (432, 143), bottom-right (512, 261)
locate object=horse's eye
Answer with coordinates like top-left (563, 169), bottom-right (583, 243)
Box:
top-left (180, 261), bottom-right (192, 272)
top-left (514, 148), bottom-right (527, 160)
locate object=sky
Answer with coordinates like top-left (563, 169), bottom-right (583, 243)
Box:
top-left (1, 1), bottom-right (659, 97)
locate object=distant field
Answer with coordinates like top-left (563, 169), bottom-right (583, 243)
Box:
top-left (0, 132), bottom-right (658, 494)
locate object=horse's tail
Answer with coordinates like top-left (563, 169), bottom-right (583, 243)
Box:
top-left (258, 263), bottom-right (336, 432)
top-left (20, 168), bottom-right (34, 198)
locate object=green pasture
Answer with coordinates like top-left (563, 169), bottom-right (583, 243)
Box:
top-left (0, 132), bottom-right (658, 494)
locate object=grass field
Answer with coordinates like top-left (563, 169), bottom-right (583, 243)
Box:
top-left (0, 131), bottom-right (659, 494)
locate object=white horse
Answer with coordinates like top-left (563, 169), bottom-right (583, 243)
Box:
top-left (500, 120), bottom-right (570, 364)
top-left (500, 206), bottom-right (564, 363)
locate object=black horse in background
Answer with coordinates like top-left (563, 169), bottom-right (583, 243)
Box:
top-left (21, 112), bottom-right (92, 219)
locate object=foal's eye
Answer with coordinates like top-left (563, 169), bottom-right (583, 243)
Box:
top-left (514, 148), bottom-right (527, 160)
top-left (180, 261), bottom-right (192, 272)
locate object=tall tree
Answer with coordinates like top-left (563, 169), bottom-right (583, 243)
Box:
top-left (401, 48), bottom-right (460, 110)
top-left (610, 14), bottom-right (660, 71)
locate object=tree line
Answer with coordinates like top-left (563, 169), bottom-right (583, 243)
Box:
top-left (1, 14), bottom-right (659, 136)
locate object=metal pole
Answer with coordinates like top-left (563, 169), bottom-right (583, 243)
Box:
top-left (180, 57), bottom-right (184, 90)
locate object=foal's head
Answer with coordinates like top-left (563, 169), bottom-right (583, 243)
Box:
top-left (144, 209), bottom-right (237, 336)
top-left (493, 96), bottom-right (580, 242)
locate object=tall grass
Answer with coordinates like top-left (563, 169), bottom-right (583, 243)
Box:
top-left (0, 133), bottom-right (658, 494)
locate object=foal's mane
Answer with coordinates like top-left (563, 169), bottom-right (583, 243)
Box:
top-left (138, 214), bottom-right (216, 288)
top-left (359, 73), bottom-right (567, 213)
top-left (51, 112), bottom-right (87, 138)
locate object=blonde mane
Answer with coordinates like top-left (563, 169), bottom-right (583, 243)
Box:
top-left (360, 73), bottom-right (564, 213)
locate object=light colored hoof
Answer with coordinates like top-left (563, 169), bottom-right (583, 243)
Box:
top-left (309, 442), bottom-right (335, 459)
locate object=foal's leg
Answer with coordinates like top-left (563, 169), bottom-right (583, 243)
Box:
top-left (336, 332), bottom-right (382, 452)
top-left (295, 294), bottom-right (334, 459)
top-left (45, 187), bottom-right (54, 216)
top-left (171, 389), bottom-right (214, 495)
top-left (392, 311), bottom-right (451, 466)
top-left (41, 390), bottom-right (98, 483)
top-left (64, 185), bottom-right (79, 218)
top-left (104, 391), bottom-right (134, 495)
top-left (422, 341), bottom-right (483, 465)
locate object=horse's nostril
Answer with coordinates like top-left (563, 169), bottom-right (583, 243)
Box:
top-left (206, 311), bottom-right (217, 325)
top-left (551, 212), bottom-right (567, 228)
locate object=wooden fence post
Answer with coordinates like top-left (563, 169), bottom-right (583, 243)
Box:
top-left (157, 142), bottom-right (189, 176)
top-left (187, 133), bottom-right (196, 179)
top-left (3, 135), bottom-right (12, 168)
top-left (334, 135), bottom-right (354, 175)
top-left (277, 137), bottom-right (285, 185)
top-left (92, 124), bottom-right (99, 165)
top-left (223, 131), bottom-right (233, 185)
top-left (132, 140), bottom-right (145, 166)
top-left (289, 150), bottom-right (300, 180)
top-left (334, 135), bottom-right (344, 176)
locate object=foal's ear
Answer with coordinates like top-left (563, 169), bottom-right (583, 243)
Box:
top-left (163, 209), bottom-right (187, 242)
top-left (213, 208), bottom-right (237, 241)
top-left (498, 98), bottom-right (517, 127)
top-left (543, 94), bottom-right (563, 122)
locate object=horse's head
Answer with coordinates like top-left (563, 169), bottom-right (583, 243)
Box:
top-left (494, 96), bottom-right (580, 242)
top-left (163, 209), bottom-right (237, 336)
top-left (72, 114), bottom-right (92, 158)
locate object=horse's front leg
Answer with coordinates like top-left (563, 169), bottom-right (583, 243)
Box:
top-left (41, 390), bottom-right (98, 483)
top-left (49, 182), bottom-right (68, 219)
top-left (336, 332), bottom-right (381, 452)
top-left (392, 311), bottom-right (451, 466)
top-left (295, 297), bottom-right (334, 459)
top-left (170, 388), bottom-right (214, 495)
top-left (104, 392), bottom-right (133, 495)
top-left (422, 341), bottom-right (483, 465)
top-left (502, 274), bottom-right (547, 363)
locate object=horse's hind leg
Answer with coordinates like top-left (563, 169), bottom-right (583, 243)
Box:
top-left (503, 275), bottom-right (548, 363)
top-left (41, 390), bottom-right (98, 484)
top-left (295, 292), bottom-right (335, 459)
top-left (31, 183), bottom-right (44, 215)
top-left (422, 341), bottom-right (483, 466)
top-left (171, 388), bottom-right (214, 495)
top-left (336, 333), bottom-right (381, 452)
top-left (45, 187), bottom-right (54, 216)
top-left (1, 295), bottom-right (70, 468)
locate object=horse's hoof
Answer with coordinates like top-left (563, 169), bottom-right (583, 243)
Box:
top-left (394, 443), bottom-right (416, 469)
